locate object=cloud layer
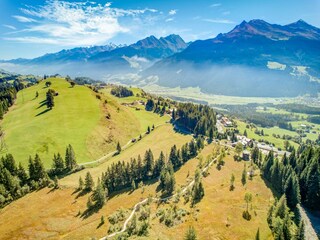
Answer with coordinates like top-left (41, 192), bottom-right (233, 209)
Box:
top-left (5, 0), bottom-right (159, 46)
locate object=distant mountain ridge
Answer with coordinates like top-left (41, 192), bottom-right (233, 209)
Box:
top-left (4, 34), bottom-right (188, 66)
top-left (145, 19), bottom-right (320, 97)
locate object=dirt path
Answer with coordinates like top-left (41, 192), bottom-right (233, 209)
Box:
top-left (297, 205), bottom-right (319, 240)
top-left (80, 122), bottom-right (169, 166)
top-left (99, 155), bottom-right (217, 239)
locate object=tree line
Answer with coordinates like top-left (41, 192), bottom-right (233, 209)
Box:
top-left (0, 84), bottom-right (19, 119)
top-left (253, 145), bottom-right (320, 239)
top-left (261, 146), bottom-right (320, 211)
top-left (101, 137), bottom-right (205, 196)
top-left (174, 102), bottom-right (217, 138)
top-left (0, 144), bottom-right (78, 208)
top-left (110, 86), bottom-right (133, 98)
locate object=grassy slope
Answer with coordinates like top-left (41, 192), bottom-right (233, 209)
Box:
top-left (0, 144), bottom-right (273, 240)
top-left (2, 78), bottom-right (101, 167)
top-left (1, 79), bottom-right (169, 167)
top-left (146, 150), bottom-right (273, 240)
top-left (0, 124), bottom-right (192, 239)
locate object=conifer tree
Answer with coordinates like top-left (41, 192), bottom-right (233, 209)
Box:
top-left (78, 176), bottom-right (84, 190)
top-left (85, 172), bottom-right (94, 191)
top-left (241, 164), bottom-right (247, 186)
top-left (184, 226), bottom-right (197, 240)
top-left (116, 141), bottom-right (121, 154)
top-left (284, 172), bottom-right (301, 209)
top-left (93, 178), bottom-right (106, 208)
top-left (192, 168), bottom-right (204, 204)
top-left (33, 154), bottom-right (47, 181)
top-left (17, 162), bottom-right (28, 185)
top-left (46, 89), bottom-right (54, 109)
top-left (255, 228), bottom-right (260, 240)
top-left (65, 144), bottom-right (77, 171)
top-left (52, 153), bottom-right (65, 174)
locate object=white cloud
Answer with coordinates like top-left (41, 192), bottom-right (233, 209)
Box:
top-left (203, 18), bottom-right (235, 24)
top-left (166, 18), bottom-right (174, 22)
top-left (3, 24), bottom-right (17, 30)
top-left (210, 3), bottom-right (221, 8)
top-left (169, 9), bottom-right (177, 15)
top-left (13, 15), bottom-right (37, 23)
top-left (7, 1), bottom-right (159, 46)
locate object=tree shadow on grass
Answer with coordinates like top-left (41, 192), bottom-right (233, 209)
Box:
top-left (37, 101), bottom-right (47, 109)
top-left (75, 189), bottom-right (90, 199)
top-left (35, 108), bottom-right (51, 117)
top-left (81, 204), bottom-right (103, 219)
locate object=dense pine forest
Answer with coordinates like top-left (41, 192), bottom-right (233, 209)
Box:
top-left (174, 102), bottom-right (217, 137)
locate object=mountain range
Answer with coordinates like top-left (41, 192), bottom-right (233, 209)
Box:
top-left (1, 19), bottom-right (320, 97)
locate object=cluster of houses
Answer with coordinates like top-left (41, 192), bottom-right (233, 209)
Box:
top-left (217, 114), bottom-right (233, 127)
top-left (121, 100), bottom-right (145, 110)
top-left (230, 134), bottom-right (290, 161)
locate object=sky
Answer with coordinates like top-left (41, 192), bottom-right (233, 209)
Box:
top-left (0, 0), bottom-right (319, 60)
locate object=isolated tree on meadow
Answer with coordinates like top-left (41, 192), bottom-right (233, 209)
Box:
top-left (70, 81), bottom-right (75, 88)
top-left (45, 81), bottom-right (51, 87)
top-left (235, 142), bottom-right (243, 159)
top-left (116, 141), bottom-right (121, 154)
top-left (244, 192), bottom-right (252, 213)
top-left (184, 226), bottom-right (197, 240)
top-left (255, 228), bottom-right (260, 240)
top-left (230, 173), bottom-right (235, 191)
top-left (242, 164), bottom-right (247, 186)
top-left (46, 90), bottom-right (54, 109)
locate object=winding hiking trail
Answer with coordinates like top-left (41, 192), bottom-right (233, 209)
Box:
top-left (99, 156), bottom-right (217, 240)
top-left (80, 121), bottom-right (169, 166)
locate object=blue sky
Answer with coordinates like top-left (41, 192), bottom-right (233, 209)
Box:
top-left (1, 0), bottom-right (319, 59)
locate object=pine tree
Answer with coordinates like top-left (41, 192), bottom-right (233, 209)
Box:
top-left (28, 156), bottom-right (35, 181)
top-left (244, 192), bottom-right (252, 213)
top-left (87, 196), bottom-right (94, 209)
top-left (144, 149), bottom-right (154, 177)
top-left (255, 228), bottom-right (260, 240)
top-left (52, 153), bottom-right (65, 174)
top-left (192, 168), bottom-right (204, 204)
top-left (78, 176), bottom-right (84, 190)
top-left (284, 172), bottom-right (301, 209)
top-left (85, 172), bottom-right (94, 191)
top-left (54, 176), bottom-right (59, 189)
top-left (116, 141), bottom-right (121, 154)
top-left (33, 154), bottom-right (47, 181)
top-left (184, 226), bottom-right (197, 240)
top-left (93, 179), bottom-right (106, 208)
top-left (65, 144), bottom-right (77, 171)
top-left (241, 164), bottom-right (247, 186)
top-left (17, 162), bottom-right (28, 185)
top-left (46, 89), bottom-right (54, 109)
top-left (230, 173), bottom-right (235, 191)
